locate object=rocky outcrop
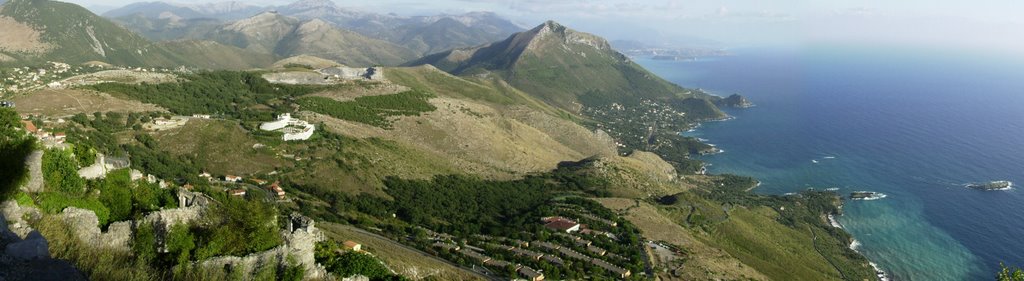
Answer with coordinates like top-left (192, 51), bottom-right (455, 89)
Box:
top-left (200, 213), bottom-right (329, 280)
top-left (715, 94), bottom-right (754, 108)
top-left (262, 71), bottom-right (334, 85)
top-left (58, 208), bottom-right (133, 251)
top-left (318, 66), bottom-right (384, 80)
top-left (0, 200), bottom-right (87, 281)
top-left (54, 189), bottom-right (209, 252)
top-left (342, 276), bottom-right (370, 281)
top-left (21, 150), bottom-right (43, 193)
top-left (1, 200), bottom-right (40, 239)
top-left (77, 154), bottom-right (132, 180)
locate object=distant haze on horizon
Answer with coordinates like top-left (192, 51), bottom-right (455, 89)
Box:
top-left (71, 0), bottom-right (1024, 56)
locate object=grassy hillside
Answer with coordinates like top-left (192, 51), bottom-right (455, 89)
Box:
top-left (153, 119), bottom-right (289, 176)
top-left (274, 19), bottom-right (417, 67)
top-left (156, 40), bottom-right (276, 69)
top-left (558, 152), bottom-right (878, 281)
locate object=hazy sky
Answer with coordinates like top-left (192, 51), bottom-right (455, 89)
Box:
top-left (74, 0), bottom-right (1024, 54)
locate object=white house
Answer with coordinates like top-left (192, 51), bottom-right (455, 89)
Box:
top-left (283, 123), bottom-right (315, 141)
top-left (260, 113), bottom-right (315, 141)
top-left (260, 113), bottom-right (292, 131)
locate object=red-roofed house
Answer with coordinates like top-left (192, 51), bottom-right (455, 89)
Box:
top-left (269, 181), bottom-right (286, 199)
top-left (228, 189), bottom-right (246, 196)
top-left (20, 120), bottom-right (37, 134)
top-left (542, 217), bottom-right (581, 233)
top-left (343, 241), bottom-right (362, 252)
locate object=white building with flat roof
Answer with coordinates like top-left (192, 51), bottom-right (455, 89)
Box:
top-left (260, 113), bottom-right (314, 141)
top-left (260, 113), bottom-right (292, 131)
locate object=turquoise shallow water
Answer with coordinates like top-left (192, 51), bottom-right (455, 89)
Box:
top-left (636, 46), bottom-right (1024, 281)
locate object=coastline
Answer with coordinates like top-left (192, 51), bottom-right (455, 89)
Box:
top-left (691, 115), bottom-right (890, 281)
top-left (830, 212), bottom-right (890, 281)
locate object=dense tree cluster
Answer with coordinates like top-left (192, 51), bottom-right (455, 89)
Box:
top-left (315, 241), bottom-right (408, 281)
top-left (385, 175), bottom-right (550, 236)
top-left (0, 108), bottom-right (35, 201)
top-left (125, 195), bottom-right (283, 278)
top-left (86, 71), bottom-right (345, 120)
top-left (1000, 264), bottom-right (1024, 281)
top-left (126, 133), bottom-right (201, 184)
top-left (41, 148), bottom-right (86, 195)
top-left (188, 196), bottom-right (283, 259)
top-left (296, 90), bottom-right (436, 128)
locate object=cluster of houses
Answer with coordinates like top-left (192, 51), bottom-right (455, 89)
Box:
top-left (198, 172), bottom-right (287, 200)
top-left (531, 238), bottom-right (631, 278)
top-left (444, 244), bottom-right (546, 281)
top-left (1, 62), bottom-right (76, 94)
top-left (427, 220), bottom-right (632, 280)
top-left (260, 113), bottom-right (315, 141)
top-left (19, 119), bottom-right (66, 146)
top-left (541, 215), bottom-right (615, 238)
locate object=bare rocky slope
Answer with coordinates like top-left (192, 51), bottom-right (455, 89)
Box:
top-left (203, 12), bottom-right (417, 66)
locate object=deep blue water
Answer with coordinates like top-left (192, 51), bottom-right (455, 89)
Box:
top-left (636, 46), bottom-right (1024, 281)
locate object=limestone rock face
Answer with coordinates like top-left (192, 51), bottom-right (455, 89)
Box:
top-left (59, 207), bottom-right (101, 240)
top-left (21, 150), bottom-right (43, 193)
top-left (201, 213), bottom-right (329, 280)
top-left (103, 221), bottom-right (134, 250)
top-left (57, 207), bottom-right (134, 252)
top-left (1, 200), bottom-right (41, 238)
top-left (342, 275), bottom-right (370, 281)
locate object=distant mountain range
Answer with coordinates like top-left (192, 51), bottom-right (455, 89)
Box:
top-left (0, 0), bottom-right (732, 118)
top-left (0, 0), bottom-right (272, 68)
top-left (103, 0), bottom-right (523, 56)
top-left (202, 11), bottom-right (415, 66)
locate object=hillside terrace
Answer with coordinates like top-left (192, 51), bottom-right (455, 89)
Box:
top-left (397, 198), bottom-right (642, 280)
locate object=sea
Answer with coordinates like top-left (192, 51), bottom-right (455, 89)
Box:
top-left (635, 45), bottom-right (1024, 281)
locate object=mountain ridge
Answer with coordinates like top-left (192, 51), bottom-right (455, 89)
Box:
top-left (102, 0), bottom-right (524, 56)
top-left (410, 20), bottom-right (727, 119)
top-left (205, 11), bottom-right (416, 67)
top-left (0, 0), bottom-right (273, 68)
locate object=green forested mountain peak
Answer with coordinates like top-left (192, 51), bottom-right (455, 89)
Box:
top-left (0, 0), bottom-right (171, 65)
top-left (409, 20), bottom-right (722, 114)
